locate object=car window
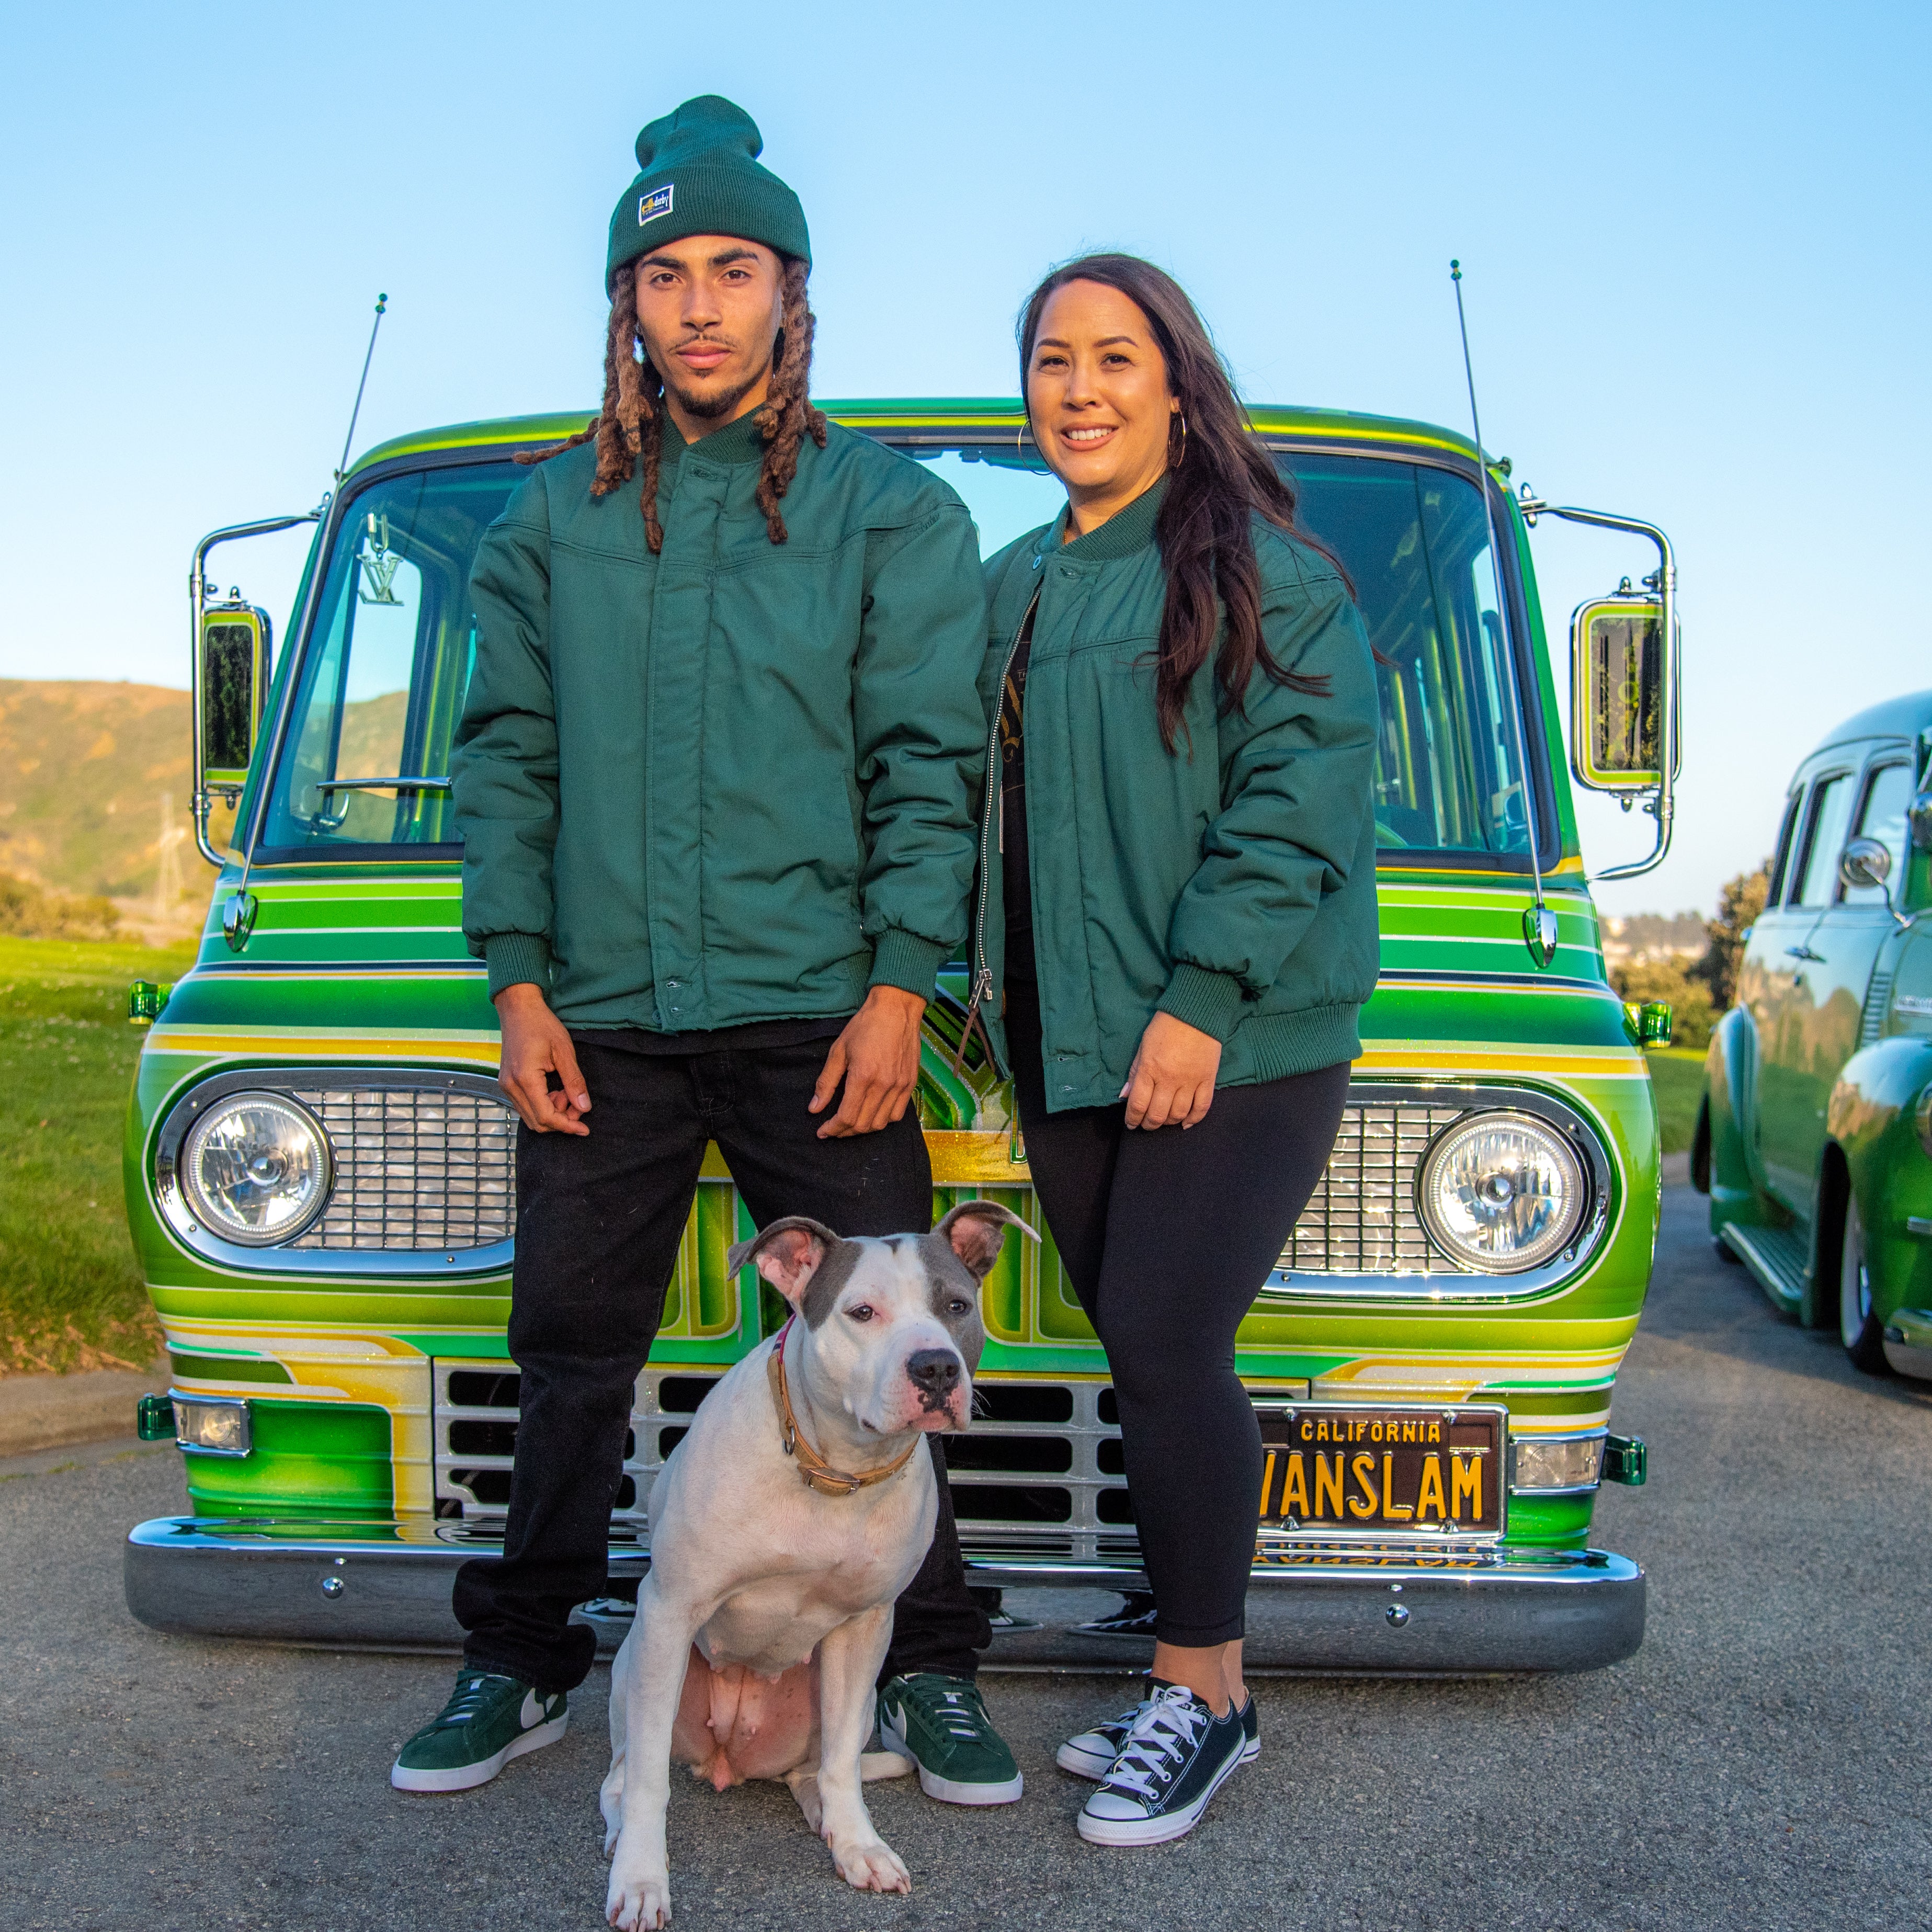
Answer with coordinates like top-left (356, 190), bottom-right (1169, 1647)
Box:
top-left (259, 463), bottom-right (522, 855)
top-left (1842, 761), bottom-right (1913, 906)
top-left (1766, 792), bottom-right (1801, 906)
top-left (1793, 772), bottom-right (1856, 906)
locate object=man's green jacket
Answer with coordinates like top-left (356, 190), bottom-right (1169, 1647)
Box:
top-left (451, 413), bottom-right (987, 1031)
top-left (975, 483), bottom-right (1381, 1111)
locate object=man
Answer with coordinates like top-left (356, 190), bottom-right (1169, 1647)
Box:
top-left (390, 96), bottom-right (1017, 1806)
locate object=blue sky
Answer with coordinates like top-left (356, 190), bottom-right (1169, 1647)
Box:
top-left (2, 1), bottom-right (1925, 915)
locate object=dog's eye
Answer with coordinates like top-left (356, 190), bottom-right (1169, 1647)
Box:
top-left (845, 1303), bottom-right (874, 1323)
top-left (947, 1299), bottom-right (970, 1316)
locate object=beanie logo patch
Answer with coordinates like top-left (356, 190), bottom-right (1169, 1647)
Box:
top-left (638, 184), bottom-right (675, 227)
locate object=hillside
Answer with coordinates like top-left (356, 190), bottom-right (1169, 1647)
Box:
top-left (0, 680), bottom-right (232, 935)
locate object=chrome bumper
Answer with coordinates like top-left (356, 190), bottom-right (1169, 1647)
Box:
top-left (126, 1517), bottom-right (1644, 1674)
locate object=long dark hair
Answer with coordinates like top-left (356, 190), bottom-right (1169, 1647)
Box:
top-left (1018, 253), bottom-right (1343, 753)
top-left (517, 256), bottom-right (827, 550)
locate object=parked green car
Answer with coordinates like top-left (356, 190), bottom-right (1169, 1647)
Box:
top-left (124, 400), bottom-right (1680, 1672)
top-left (1696, 691), bottom-right (1932, 1376)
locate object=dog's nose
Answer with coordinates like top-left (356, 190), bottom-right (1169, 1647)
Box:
top-left (905, 1349), bottom-right (962, 1398)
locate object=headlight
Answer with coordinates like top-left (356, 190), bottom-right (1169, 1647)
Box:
top-left (179, 1093), bottom-right (332, 1246)
top-left (1417, 1109), bottom-right (1587, 1273)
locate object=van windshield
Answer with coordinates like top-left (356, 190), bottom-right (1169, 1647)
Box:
top-left (262, 439), bottom-right (1531, 865)
top-left (258, 461), bottom-right (522, 856)
top-left (917, 444), bottom-right (1532, 862)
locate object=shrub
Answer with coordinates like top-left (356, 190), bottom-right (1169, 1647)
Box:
top-left (0, 872), bottom-right (120, 941)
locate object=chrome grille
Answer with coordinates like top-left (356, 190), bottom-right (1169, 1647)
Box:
top-left (1282, 1101), bottom-right (1473, 1277)
top-left (289, 1087), bottom-right (516, 1251)
top-left (430, 1362), bottom-right (1149, 1562)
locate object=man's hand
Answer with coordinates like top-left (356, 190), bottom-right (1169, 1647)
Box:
top-left (1121, 1012), bottom-right (1221, 1130)
top-left (810, 986), bottom-right (927, 1139)
top-left (494, 983), bottom-right (592, 1135)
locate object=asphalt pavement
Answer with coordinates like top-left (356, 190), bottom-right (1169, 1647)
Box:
top-left (6, 1185), bottom-right (1930, 1932)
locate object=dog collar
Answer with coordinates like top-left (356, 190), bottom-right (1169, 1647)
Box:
top-left (766, 1316), bottom-right (919, 1498)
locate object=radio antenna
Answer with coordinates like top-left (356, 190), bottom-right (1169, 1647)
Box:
top-left (1450, 259), bottom-right (1556, 969)
top-left (334, 292), bottom-right (389, 484)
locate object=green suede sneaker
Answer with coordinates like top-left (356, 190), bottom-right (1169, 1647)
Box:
top-left (878, 1673), bottom-right (1023, 1805)
top-left (390, 1670), bottom-right (567, 1793)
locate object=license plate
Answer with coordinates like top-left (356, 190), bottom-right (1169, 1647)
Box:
top-left (1255, 1403), bottom-right (1505, 1537)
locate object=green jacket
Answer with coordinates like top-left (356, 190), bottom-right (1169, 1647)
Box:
top-left (975, 483), bottom-right (1380, 1111)
top-left (452, 413), bottom-right (987, 1029)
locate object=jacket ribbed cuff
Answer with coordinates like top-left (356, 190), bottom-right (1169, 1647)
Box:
top-left (868, 928), bottom-right (947, 1002)
top-left (485, 933), bottom-right (552, 1002)
top-left (1157, 962), bottom-right (1247, 1043)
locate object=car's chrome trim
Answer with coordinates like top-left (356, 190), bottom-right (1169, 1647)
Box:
top-left (153, 1066), bottom-right (515, 1277)
top-left (1257, 1081), bottom-right (1615, 1303)
top-left (123, 1516), bottom-right (1643, 1674)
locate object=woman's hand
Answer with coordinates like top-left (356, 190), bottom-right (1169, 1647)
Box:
top-left (1120, 1013), bottom-right (1221, 1129)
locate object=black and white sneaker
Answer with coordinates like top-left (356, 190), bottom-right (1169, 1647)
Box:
top-left (1059, 1680), bottom-right (1259, 1780)
top-left (1076, 1682), bottom-right (1246, 1846)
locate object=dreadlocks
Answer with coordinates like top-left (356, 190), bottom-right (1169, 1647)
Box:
top-left (517, 256), bottom-right (827, 552)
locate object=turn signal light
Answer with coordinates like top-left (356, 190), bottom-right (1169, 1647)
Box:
top-left (1509, 1434), bottom-right (1605, 1492)
top-left (173, 1396), bottom-right (252, 1457)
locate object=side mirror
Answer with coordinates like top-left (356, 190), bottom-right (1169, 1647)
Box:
top-left (199, 603), bottom-right (271, 789)
top-left (1570, 596), bottom-right (1680, 793)
top-left (1839, 837), bottom-right (1892, 893)
top-left (1909, 788), bottom-right (1932, 854)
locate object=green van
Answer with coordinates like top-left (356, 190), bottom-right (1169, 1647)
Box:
top-left (124, 401), bottom-right (1676, 1672)
top-left (1695, 692), bottom-right (1932, 1377)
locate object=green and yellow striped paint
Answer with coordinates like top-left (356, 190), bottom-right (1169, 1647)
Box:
top-left (127, 402), bottom-right (1658, 1555)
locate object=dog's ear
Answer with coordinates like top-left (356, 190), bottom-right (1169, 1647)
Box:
top-left (727, 1215), bottom-right (845, 1306)
top-left (934, 1200), bottom-right (1038, 1282)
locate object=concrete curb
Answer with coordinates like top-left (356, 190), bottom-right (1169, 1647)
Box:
top-left (0, 1366), bottom-right (168, 1457)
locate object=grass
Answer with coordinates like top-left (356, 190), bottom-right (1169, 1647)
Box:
top-left (1645, 1045), bottom-right (1707, 1156)
top-left (0, 934), bottom-right (196, 1376)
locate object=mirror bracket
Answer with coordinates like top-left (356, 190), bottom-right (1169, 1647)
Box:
top-left (188, 511), bottom-right (323, 867)
top-left (1517, 488), bottom-right (1678, 883)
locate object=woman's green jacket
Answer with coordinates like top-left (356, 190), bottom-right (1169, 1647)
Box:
top-left (973, 482), bottom-right (1381, 1112)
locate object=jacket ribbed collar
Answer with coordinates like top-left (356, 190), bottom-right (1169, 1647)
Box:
top-left (1045, 473), bottom-right (1169, 564)
top-left (660, 408), bottom-right (769, 472)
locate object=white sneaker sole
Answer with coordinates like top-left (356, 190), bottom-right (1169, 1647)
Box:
top-left (390, 1712), bottom-right (568, 1793)
top-left (878, 1711), bottom-right (1024, 1805)
top-left (1076, 1736), bottom-right (1243, 1846)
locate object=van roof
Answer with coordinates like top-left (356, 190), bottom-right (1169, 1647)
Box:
top-left (348, 400), bottom-right (1485, 477)
top-left (1808, 691), bottom-right (1932, 758)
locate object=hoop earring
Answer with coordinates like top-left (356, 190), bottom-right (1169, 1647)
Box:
top-left (1176, 411), bottom-right (1188, 458)
top-left (1016, 417), bottom-right (1029, 460)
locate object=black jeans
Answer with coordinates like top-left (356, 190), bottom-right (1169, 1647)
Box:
top-left (1007, 980), bottom-right (1350, 1645)
top-left (452, 1033), bottom-right (992, 1693)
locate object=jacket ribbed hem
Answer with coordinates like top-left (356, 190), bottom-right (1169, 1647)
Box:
top-left (484, 933), bottom-right (552, 1002)
top-left (868, 928), bottom-right (947, 1001)
top-left (1157, 963), bottom-right (1247, 1043)
top-left (1233, 1003), bottom-right (1362, 1085)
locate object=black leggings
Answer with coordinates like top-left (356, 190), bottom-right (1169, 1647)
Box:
top-left (1007, 980), bottom-right (1349, 1645)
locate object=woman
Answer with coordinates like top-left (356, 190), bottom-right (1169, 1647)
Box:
top-left (973, 255), bottom-right (1379, 1845)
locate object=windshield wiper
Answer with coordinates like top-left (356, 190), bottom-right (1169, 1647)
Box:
top-left (312, 777), bottom-right (451, 793)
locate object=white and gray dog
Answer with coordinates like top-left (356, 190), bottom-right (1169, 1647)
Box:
top-left (601, 1200), bottom-right (1035, 1930)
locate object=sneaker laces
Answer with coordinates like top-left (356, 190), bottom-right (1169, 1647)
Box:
top-left (1103, 1686), bottom-right (1209, 1801)
top-left (435, 1674), bottom-right (514, 1729)
top-left (918, 1681), bottom-right (992, 1743)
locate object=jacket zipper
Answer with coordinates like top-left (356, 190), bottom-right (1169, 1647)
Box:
top-left (960, 581), bottom-right (1043, 1061)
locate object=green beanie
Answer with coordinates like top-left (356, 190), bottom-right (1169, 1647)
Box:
top-left (605, 95), bottom-right (811, 292)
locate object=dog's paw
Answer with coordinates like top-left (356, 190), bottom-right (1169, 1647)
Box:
top-left (828, 1834), bottom-right (912, 1895)
top-left (605, 1867), bottom-right (672, 1930)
